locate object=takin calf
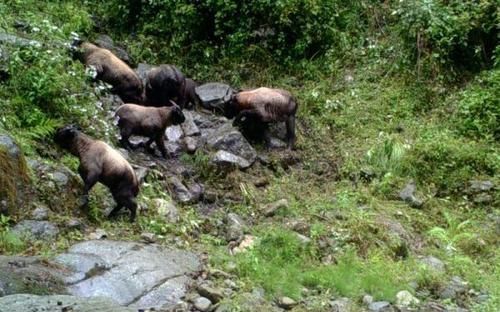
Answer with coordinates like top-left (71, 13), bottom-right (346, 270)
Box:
top-left (226, 87), bottom-right (298, 149)
top-left (115, 103), bottom-right (186, 158)
top-left (78, 42), bottom-right (144, 104)
top-left (145, 64), bottom-right (186, 107)
top-left (54, 125), bottom-right (139, 222)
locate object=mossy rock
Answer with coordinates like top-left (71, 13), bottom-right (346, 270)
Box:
top-left (0, 134), bottom-right (30, 215)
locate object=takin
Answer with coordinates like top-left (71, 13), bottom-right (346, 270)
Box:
top-left (144, 64), bottom-right (186, 107)
top-left (54, 125), bottom-right (139, 222)
top-left (77, 42), bottom-right (144, 104)
top-left (115, 103), bottom-right (186, 158)
top-left (226, 87), bottom-right (298, 149)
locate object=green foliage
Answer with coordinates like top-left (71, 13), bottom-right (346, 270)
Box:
top-left (393, 0), bottom-right (498, 77)
top-left (0, 215), bottom-right (26, 254)
top-left (365, 134), bottom-right (408, 177)
top-left (404, 130), bottom-right (498, 193)
top-left (91, 0), bottom-right (376, 63)
top-left (427, 212), bottom-right (476, 254)
top-left (455, 69), bottom-right (500, 140)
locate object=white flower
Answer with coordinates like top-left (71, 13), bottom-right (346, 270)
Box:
top-left (32, 27), bottom-right (40, 32)
top-left (311, 90), bottom-right (319, 98)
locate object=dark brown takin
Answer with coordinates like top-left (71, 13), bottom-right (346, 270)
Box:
top-left (77, 42), bottom-right (144, 104)
top-left (144, 64), bottom-right (186, 107)
top-left (115, 103), bottom-right (186, 158)
top-left (54, 125), bottom-right (140, 222)
top-left (225, 87), bottom-right (298, 149)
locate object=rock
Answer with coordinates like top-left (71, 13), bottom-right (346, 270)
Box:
top-left (30, 205), bottom-right (49, 220)
top-left (94, 34), bottom-right (132, 65)
top-left (225, 213), bottom-right (246, 242)
top-left (362, 295), bottom-right (374, 305)
top-left (262, 199), bottom-right (289, 217)
top-left (193, 296), bottom-right (212, 312)
top-left (141, 232), bottom-right (157, 243)
top-left (330, 297), bottom-right (352, 312)
top-left (268, 137), bottom-right (288, 149)
top-left (86, 228), bottom-right (107, 240)
top-left (212, 150), bottom-right (251, 170)
top-left (399, 181), bottom-right (423, 208)
top-left (195, 83), bottom-right (234, 111)
top-left (197, 284), bottom-right (225, 303)
top-left (439, 276), bottom-right (468, 300)
top-left (473, 193), bottom-right (492, 204)
top-left (184, 136), bottom-right (198, 153)
top-left (0, 294), bottom-right (135, 312)
top-left (182, 111), bottom-right (201, 136)
top-left (0, 134), bottom-right (29, 214)
top-left (134, 165), bottom-right (149, 183)
top-left (420, 256), bottom-right (445, 273)
top-left (11, 220), bottom-right (59, 240)
top-left (166, 125), bottom-right (184, 142)
top-left (55, 240), bottom-right (201, 309)
top-left (295, 233), bottom-right (311, 244)
top-left (253, 177), bottom-right (269, 187)
top-left (152, 198), bottom-right (179, 222)
top-left (205, 125), bottom-right (257, 165)
top-left (395, 290), bottom-right (420, 307)
top-left (168, 176), bottom-right (196, 203)
top-left (368, 301), bottom-right (393, 312)
top-left (468, 180), bottom-right (494, 193)
top-left (231, 235), bottom-right (256, 254)
top-left (65, 218), bottom-right (84, 230)
top-left (277, 296), bottom-right (297, 310)
top-left (0, 32), bottom-right (39, 47)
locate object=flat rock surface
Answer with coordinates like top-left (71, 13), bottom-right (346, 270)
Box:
top-left (55, 240), bottom-right (201, 309)
top-left (0, 294), bottom-right (135, 312)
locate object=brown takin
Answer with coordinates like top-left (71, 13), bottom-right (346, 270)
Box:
top-left (115, 103), bottom-right (186, 158)
top-left (54, 125), bottom-right (139, 222)
top-left (182, 78), bottom-right (199, 109)
top-left (78, 42), bottom-right (144, 104)
top-left (144, 64), bottom-right (186, 107)
top-left (225, 87), bottom-right (298, 149)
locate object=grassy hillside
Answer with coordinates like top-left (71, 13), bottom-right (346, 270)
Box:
top-left (0, 1), bottom-right (498, 311)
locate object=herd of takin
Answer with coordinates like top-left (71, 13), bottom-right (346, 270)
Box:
top-left (54, 41), bottom-right (299, 222)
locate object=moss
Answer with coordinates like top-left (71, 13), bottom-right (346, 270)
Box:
top-left (0, 146), bottom-right (30, 215)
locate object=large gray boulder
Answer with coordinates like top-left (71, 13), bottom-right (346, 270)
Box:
top-left (205, 123), bottom-right (257, 165)
top-left (55, 240), bottom-right (201, 310)
top-left (11, 220), bottom-right (59, 241)
top-left (195, 83), bottom-right (234, 111)
top-left (0, 294), bottom-right (135, 312)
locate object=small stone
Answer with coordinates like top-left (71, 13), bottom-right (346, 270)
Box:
top-left (395, 290), bottom-right (420, 307)
top-left (31, 205), bottom-right (49, 221)
top-left (193, 296), bottom-right (212, 312)
top-left (224, 279), bottom-right (238, 290)
top-left (212, 150), bottom-right (251, 170)
top-left (399, 181), bottom-right (423, 208)
top-left (363, 295), bottom-right (374, 305)
top-left (420, 256), bottom-right (445, 273)
top-left (152, 198), bottom-right (179, 222)
top-left (166, 125), bottom-right (183, 142)
top-left (231, 235), bottom-right (256, 254)
top-left (368, 301), bottom-right (393, 312)
top-left (197, 284), bottom-right (224, 303)
top-left (184, 136), bottom-right (198, 153)
top-left (86, 228), bottom-right (107, 240)
top-left (140, 232), bottom-right (156, 243)
top-left (65, 218), bottom-right (83, 230)
top-left (225, 213), bottom-right (246, 242)
top-left (439, 276), bottom-right (468, 300)
top-left (253, 177), bottom-right (269, 187)
top-left (277, 296), bottom-right (297, 310)
top-left (262, 199), bottom-right (289, 217)
top-left (468, 180), bottom-right (494, 193)
top-left (473, 193), bottom-right (492, 204)
top-left (12, 220), bottom-right (59, 240)
top-left (295, 233), bottom-right (311, 244)
top-left (134, 166), bottom-right (149, 183)
top-left (330, 297), bottom-right (351, 312)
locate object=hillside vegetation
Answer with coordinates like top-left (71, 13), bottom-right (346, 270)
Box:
top-left (0, 1), bottom-right (498, 311)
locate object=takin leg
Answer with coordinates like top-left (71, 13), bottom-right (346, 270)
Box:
top-left (78, 166), bottom-right (99, 211)
top-left (155, 133), bottom-right (168, 158)
top-left (110, 190), bottom-right (137, 222)
top-left (285, 115), bottom-right (296, 150)
top-left (119, 123), bottom-right (137, 150)
top-left (233, 109), bottom-right (261, 127)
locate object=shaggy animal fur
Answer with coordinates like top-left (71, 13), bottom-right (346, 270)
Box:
top-left (226, 87), bottom-right (298, 149)
top-left (182, 78), bottom-right (199, 109)
top-left (145, 64), bottom-right (186, 107)
top-left (79, 42), bottom-right (144, 104)
top-left (116, 103), bottom-right (186, 158)
top-left (54, 125), bottom-right (139, 222)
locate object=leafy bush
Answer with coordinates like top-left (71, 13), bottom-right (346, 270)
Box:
top-left (91, 0), bottom-right (377, 62)
top-left (393, 0), bottom-right (497, 77)
top-left (455, 69), bottom-right (500, 140)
